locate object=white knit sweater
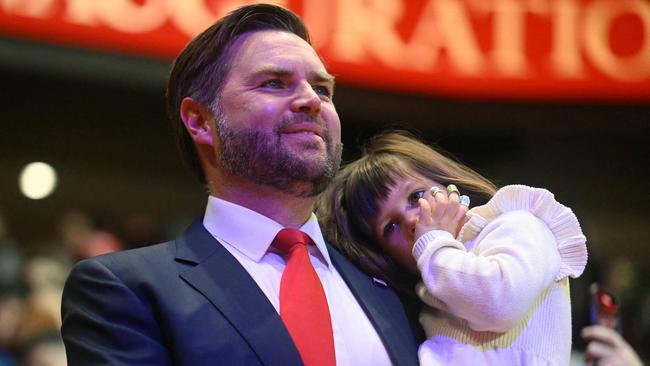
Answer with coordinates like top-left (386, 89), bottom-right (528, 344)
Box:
top-left (413, 185), bottom-right (588, 366)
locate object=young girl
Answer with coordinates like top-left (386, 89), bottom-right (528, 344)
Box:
top-left (317, 131), bottom-right (587, 365)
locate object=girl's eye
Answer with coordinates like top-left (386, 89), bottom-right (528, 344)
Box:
top-left (261, 79), bottom-right (285, 89)
top-left (407, 190), bottom-right (425, 206)
top-left (383, 222), bottom-right (397, 237)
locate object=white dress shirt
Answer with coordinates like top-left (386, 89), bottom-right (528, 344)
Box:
top-left (203, 196), bottom-right (392, 366)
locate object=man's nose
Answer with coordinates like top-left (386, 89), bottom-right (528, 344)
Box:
top-left (290, 82), bottom-right (321, 115)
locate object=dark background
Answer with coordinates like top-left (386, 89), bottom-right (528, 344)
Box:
top-left (1, 37), bottom-right (649, 355)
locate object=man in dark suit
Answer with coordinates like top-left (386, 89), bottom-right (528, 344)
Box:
top-left (61, 4), bottom-right (419, 365)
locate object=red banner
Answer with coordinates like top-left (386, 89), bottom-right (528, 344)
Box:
top-left (1, 0), bottom-right (649, 101)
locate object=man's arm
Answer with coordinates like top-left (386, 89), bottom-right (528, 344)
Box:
top-left (61, 258), bottom-right (172, 365)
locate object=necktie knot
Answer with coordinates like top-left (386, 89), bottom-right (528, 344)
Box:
top-left (273, 228), bottom-right (311, 254)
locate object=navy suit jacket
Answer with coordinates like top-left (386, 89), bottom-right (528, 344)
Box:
top-left (61, 219), bottom-right (420, 365)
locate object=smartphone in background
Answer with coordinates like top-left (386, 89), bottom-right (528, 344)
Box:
top-left (589, 282), bottom-right (620, 332)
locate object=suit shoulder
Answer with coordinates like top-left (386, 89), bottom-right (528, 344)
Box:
top-left (74, 240), bottom-right (176, 276)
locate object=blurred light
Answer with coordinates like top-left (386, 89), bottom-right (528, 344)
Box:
top-left (19, 162), bottom-right (58, 199)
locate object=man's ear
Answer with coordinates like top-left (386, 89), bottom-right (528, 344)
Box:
top-left (180, 97), bottom-right (215, 146)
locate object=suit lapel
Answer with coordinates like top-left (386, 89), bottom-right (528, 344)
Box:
top-left (175, 220), bottom-right (302, 366)
top-left (328, 244), bottom-right (418, 366)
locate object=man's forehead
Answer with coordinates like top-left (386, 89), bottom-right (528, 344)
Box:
top-left (233, 30), bottom-right (316, 57)
top-left (229, 30), bottom-right (331, 78)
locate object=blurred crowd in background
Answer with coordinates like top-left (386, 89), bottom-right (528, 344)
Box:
top-left (0, 208), bottom-right (648, 366)
top-left (0, 209), bottom-right (183, 366)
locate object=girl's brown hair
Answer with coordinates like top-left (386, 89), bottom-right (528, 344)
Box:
top-left (317, 131), bottom-right (497, 297)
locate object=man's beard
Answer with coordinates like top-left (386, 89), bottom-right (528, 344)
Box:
top-left (214, 109), bottom-right (342, 198)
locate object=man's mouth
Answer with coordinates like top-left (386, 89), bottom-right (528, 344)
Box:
top-left (280, 123), bottom-right (325, 140)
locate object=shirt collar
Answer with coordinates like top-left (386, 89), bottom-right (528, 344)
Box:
top-left (203, 195), bottom-right (332, 267)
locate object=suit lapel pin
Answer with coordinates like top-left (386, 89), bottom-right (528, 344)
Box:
top-left (372, 277), bottom-right (388, 287)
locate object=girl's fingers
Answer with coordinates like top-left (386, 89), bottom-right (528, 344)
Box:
top-left (415, 198), bottom-right (434, 239)
top-left (454, 202), bottom-right (469, 225)
top-left (446, 184), bottom-right (460, 200)
top-left (429, 186), bottom-right (445, 199)
top-left (450, 203), bottom-right (469, 238)
top-left (429, 186), bottom-right (448, 220)
top-left (418, 198), bottom-right (433, 225)
top-left (426, 185), bottom-right (471, 235)
top-left (426, 184), bottom-right (468, 233)
top-left (439, 185), bottom-right (461, 228)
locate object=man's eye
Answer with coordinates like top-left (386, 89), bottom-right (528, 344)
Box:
top-left (261, 79), bottom-right (285, 89)
top-left (408, 190), bottom-right (425, 206)
top-left (313, 85), bottom-right (332, 98)
top-left (383, 222), bottom-right (397, 237)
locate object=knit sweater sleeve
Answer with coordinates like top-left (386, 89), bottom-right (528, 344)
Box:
top-left (412, 185), bottom-right (587, 333)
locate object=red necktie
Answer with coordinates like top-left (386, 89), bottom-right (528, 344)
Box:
top-left (273, 228), bottom-right (336, 366)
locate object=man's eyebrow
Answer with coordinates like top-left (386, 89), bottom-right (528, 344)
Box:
top-left (312, 70), bottom-right (335, 84)
top-left (247, 66), bottom-right (293, 81)
top-left (247, 66), bottom-right (335, 84)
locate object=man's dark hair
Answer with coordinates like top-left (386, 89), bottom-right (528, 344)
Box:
top-left (166, 4), bottom-right (311, 185)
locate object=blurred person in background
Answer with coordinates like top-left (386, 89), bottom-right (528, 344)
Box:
top-left (580, 256), bottom-right (648, 365)
top-left (5, 251), bottom-right (70, 365)
top-left (60, 4), bottom-right (419, 366)
top-left (582, 325), bottom-right (644, 366)
top-left (0, 211), bottom-right (24, 365)
top-left (601, 256), bottom-right (649, 352)
top-left (0, 287), bottom-right (22, 366)
top-left (0, 213), bottom-right (70, 366)
top-left (17, 254), bottom-right (70, 339)
top-left (59, 210), bottom-right (123, 260)
top-left (20, 333), bottom-right (66, 366)
top-left (121, 213), bottom-right (161, 248)
top-left (0, 211), bottom-right (23, 291)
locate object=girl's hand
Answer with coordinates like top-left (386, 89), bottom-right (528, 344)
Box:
top-left (415, 185), bottom-right (469, 240)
